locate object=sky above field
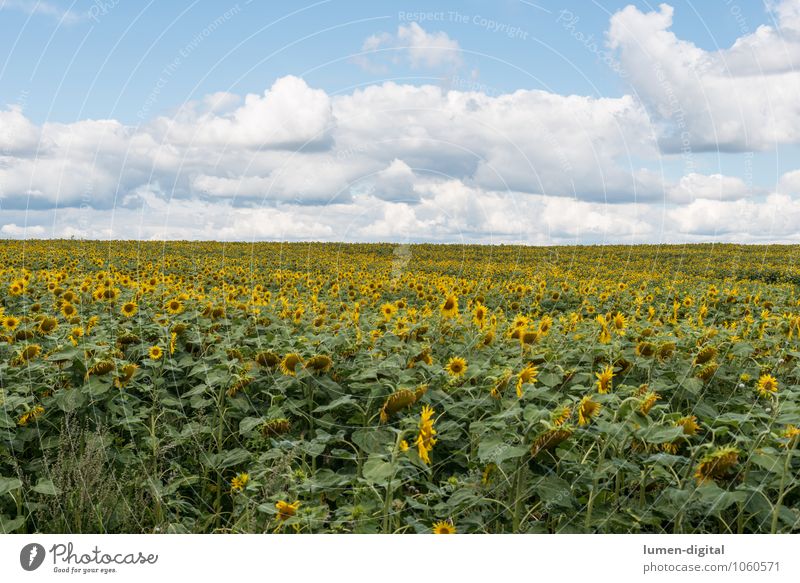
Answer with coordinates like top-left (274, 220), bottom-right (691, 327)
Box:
top-left (1, 0), bottom-right (800, 244)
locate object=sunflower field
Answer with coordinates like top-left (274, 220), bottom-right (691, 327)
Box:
top-left (1, 240), bottom-right (799, 534)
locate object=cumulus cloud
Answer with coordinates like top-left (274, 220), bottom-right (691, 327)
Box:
top-left (668, 173), bottom-right (752, 203)
top-left (356, 23), bottom-right (463, 72)
top-left (609, 1), bottom-right (800, 152)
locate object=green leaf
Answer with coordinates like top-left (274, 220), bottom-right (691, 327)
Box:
top-left (0, 477), bottom-right (23, 496)
top-left (680, 378), bottom-right (704, 395)
top-left (477, 437), bottom-right (528, 463)
top-left (352, 428), bottom-right (394, 455)
top-left (749, 452), bottom-right (784, 475)
top-left (0, 515), bottom-right (25, 533)
top-left (238, 416), bottom-right (265, 436)
top-left (636, 424), bottom-right (684, 444)
top-left (362, 456), bottom-right (394, 484)
top-left (313, 395), bottom-right (355, 413)
top-left (32, 479), bottom-right (59, 496)
top-left (54, 388), bottom-right (87, 413)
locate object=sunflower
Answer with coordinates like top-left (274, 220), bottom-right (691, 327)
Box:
top-left (114, 363), bottom-right (139, 388)
top-left (38, 316), bottom-right (58, 335)
top-left (18, 344), bottom-right (42, 362)
top-left (61, 303), bottom-right (78, 319)
top-left (119, 301), bottom-right (137, 318)
top-left (275, 500), bottom-right (300, 521)
top-left (694, 446), bottom-right (739, 483)
top-left (279, 353), bottom-right (303, 376)
top-left (516, 363), bottom-right (538, 398)
top-left (473, 304), bottom-right (487, 328)
top-left (530, 428), bottom-right (573, 458)
top-left (230, 472), bottom-right (250, 493)
top-left (694, 345), bottom-right (718, 365)
top-left (18, 405), bottom-right (45, 426)
top-left (165, 299), bottom-right (184, 314)
top-left (148, 346), bottom-right (163, 360)
top-left (255, 350), bottom-right (280, 368)
top-left (2, 316), bottom-right (20, 331)
top-left (695, 362), bottom-right (718, 382)
top-left (639, 391), bottom-right (660, 415)
top-left (380, 302), bottom-right (396, 321)
top-left (262, 418), bottom-right (292, 437)
top-left (675, 415), bottom-right (700, 436)
top-left (595, 365), bottom-right (614, 394)
top-left (432, 520), bottom-right (456, 534)
top-left (445, 356), bottom-right (467, 377)
top-left (88, 360), bottom-right (114, 376)
top-left (440, 294), bottom-right (459, 319)
top-left (612, 312), bottom-right (627, 331)
top-left (551, 405), bottom-right (571, 427)
top-left (380, 389), bottom-right (417, 423)
top-left (635, 341), bottom-right (656, 357)
top-left (577, 395), bottom-right (601, 426)
top-left (594, 315), bottom-right (611, 344)
top-left (415, 405), bottom-right (437, 464)
top-left (756, 374), bottom-right (778, 398)
top-left (305, 354), bottom-right (333, 374)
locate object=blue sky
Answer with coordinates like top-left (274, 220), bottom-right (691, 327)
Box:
top-left (1, 0), bottom-right (800, 243)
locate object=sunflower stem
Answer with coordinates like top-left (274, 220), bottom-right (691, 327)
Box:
top-left (771, 436), bottom-right (797, 533)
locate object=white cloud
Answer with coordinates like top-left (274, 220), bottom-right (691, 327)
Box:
top-left (609, 2), bottom-right (800, 152)
top-left (356, 23), bottom-right (462, 71)
top-left (0, 0), bottom-right (87, 25)
top-left (668, 173), bottom-right (752, 203)
top-left (148, 76), bottom-right (334, 150)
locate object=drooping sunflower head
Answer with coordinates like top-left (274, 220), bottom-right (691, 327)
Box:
top-left (255, 350), bottom-right (280, 368)
top-left (551, 405), bottom-right (571, 427)
top-left (279, 353), bottom-right (304, 376)
top-left (305, 354), bottom-right (333, 374)
top-left (577, 395), bottom-right (601, 426)
top-left (635, 341), bottom-right (656, 357)
top-left (19, 343), bottom-right (42, 362)
top-left (261, 418), bottom-right (291, 438)
top-left (595, 364), bottom-right (614, 394)
top-left (694, 446), bottom-right (739, 483)
top-left (656, 341), bottom-right (676, 360)
top-left (380, 389), bottom-right (417, 423)
top-left (695, 361), bottom-right (719, 382)
top-left (38, 316), bottom-right (58, 335)
top-left (675, 415), bottom-right (700, 436)
top-left (88, 360), bottom-right (115, 376)
top-left (694, 345), bottom-right (718, 365)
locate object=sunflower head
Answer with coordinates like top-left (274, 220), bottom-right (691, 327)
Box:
top-left (694, 446), bottom-right (739, 483)
top-left (279, 353), bottom-right (304, 376)
top-left (305, 354), bottom-right (333, 374)
top-left (275, 500), bottom-right (300, 521)
top-left (148, 346), bottom-right (163, 360)
top-left (432, 520), bottom-right (456, 534)
top-left (756, 374), bottom-right (778, 398)
top-left (445, 356), bottom-right (467, 377)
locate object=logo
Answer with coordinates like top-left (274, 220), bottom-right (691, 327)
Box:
top-left (20, 543), bottom-right (46, 571)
